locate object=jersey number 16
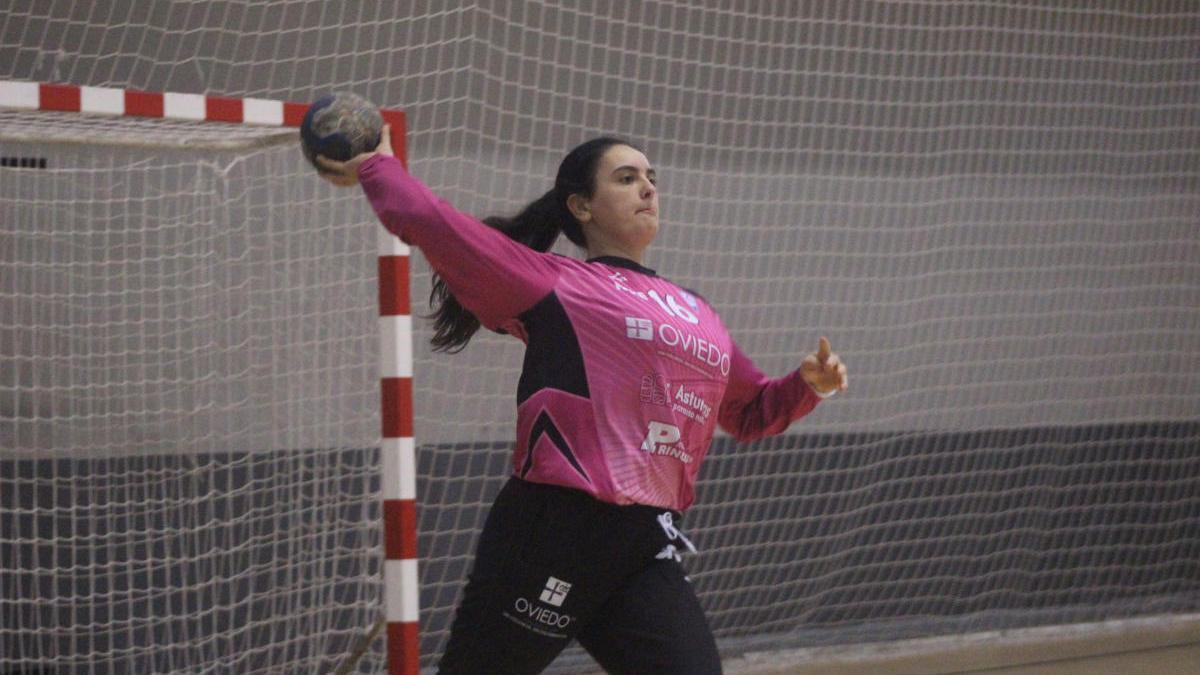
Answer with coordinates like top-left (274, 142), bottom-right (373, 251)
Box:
top-left (647, 290), bottom-right (699, 325)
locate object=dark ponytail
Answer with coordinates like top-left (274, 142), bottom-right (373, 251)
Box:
top-left (429, 136), bottom-right (636, 352)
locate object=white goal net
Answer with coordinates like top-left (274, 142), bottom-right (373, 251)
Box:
top-left (3, 2), bottom-right (1199, 674)
top-left (1, 110), bottom-right (387, 673)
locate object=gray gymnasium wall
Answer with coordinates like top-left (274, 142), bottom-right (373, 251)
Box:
top-left (4, 2), bottom-right (1198, 447)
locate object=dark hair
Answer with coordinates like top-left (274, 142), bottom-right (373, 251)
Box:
top-left (429, 136), bottom-right (637, 352)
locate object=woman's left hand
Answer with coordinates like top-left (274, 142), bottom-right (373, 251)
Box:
top-left (315, 123), bottom-right (395, 187)
top-left (800, 337), bottom-right (848, 395)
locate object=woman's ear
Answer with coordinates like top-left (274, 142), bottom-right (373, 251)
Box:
top-left (567, 193), bottom-right (591, 224)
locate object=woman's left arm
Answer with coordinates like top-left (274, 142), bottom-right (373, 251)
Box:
top-left (717, 336), bottom-right (847, 442)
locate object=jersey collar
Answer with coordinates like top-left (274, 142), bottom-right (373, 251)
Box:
top-left (587, 255), bottom-right (658, 277)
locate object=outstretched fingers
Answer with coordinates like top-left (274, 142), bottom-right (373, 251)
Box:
top-left (314, 125), bottom-right (392, 187)
top-left (806, 336), bottom-right (848, 393)
top-left (375, 123), bottom-right (395, 156)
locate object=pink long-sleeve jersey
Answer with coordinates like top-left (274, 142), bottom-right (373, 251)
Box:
top-left (359, 154), bottom-right (821, 511)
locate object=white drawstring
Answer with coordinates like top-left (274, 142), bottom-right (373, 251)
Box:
top-left (655, 545), bottom-right (682, 562)
top-left (656, 512), bottom-right (697, 562)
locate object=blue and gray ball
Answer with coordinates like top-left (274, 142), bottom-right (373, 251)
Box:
top-left (299, 92), bottom-right (383, 171)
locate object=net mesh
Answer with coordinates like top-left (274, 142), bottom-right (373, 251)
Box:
top-left (1, 121), bottom-right (386, 672)
top-left (3, 1), bottom-right (1200, 673)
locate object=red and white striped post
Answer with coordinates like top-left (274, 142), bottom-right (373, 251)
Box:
top-left (376, 116), bottom-right (420, 675)
top-left (0, 80), bottom-right (419, 674)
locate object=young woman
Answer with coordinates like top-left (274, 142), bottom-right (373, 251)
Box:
top-left (319, 130), bottom-right (847, 674)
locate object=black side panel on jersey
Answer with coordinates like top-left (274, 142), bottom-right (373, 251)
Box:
top-left (521, 410), bottom-right (591, 483)
top-left (516, 292), bottom-right (590, 405)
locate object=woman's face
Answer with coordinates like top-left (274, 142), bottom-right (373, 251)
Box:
top-left (571, 144), bottom-right (659, 257)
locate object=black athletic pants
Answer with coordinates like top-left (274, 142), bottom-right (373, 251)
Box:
top-left (437, 477), bottom-right (722, 674)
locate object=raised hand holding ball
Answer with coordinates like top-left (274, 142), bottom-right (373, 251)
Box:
top-left (299, 92), bottom-right (383, 174)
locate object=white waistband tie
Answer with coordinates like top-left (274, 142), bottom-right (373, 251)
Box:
top-left (655, 512), bottom-right (697, 562)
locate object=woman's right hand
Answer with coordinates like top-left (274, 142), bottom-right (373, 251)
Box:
top-left (316, 123), bottom-right (395, 187)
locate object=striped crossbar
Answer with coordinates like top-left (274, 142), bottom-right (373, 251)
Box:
top-left (0, 80), bottom-right (407, 158)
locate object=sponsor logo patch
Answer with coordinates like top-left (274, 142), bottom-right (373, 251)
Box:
top-left (539, 576), bottom-right (571, 607)
top-left (503, 576), bottom-right (576, 638)
top-left (625, 316), bottom-right (653, 341)
top-left (656, 323), bottom-right (730, 376)
top-left (623, 317), bottom-right (730, 377)
top-left (639, 421), bottom-right (694, 464)
top-left (610, 271), bottom-right (649, 300)
top-left (640, 374), bottom-right (669, 405)
top-left (672, 383), bottom-right (713, 423)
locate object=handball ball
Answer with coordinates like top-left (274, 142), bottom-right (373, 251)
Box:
top-left (299, 92), bottom-right (383, 170)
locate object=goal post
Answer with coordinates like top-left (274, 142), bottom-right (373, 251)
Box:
top-left (0, 80), bottom-right (416, 675)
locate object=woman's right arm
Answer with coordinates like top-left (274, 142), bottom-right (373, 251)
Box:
top-left (356, 153), bottom-right (560, 330)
